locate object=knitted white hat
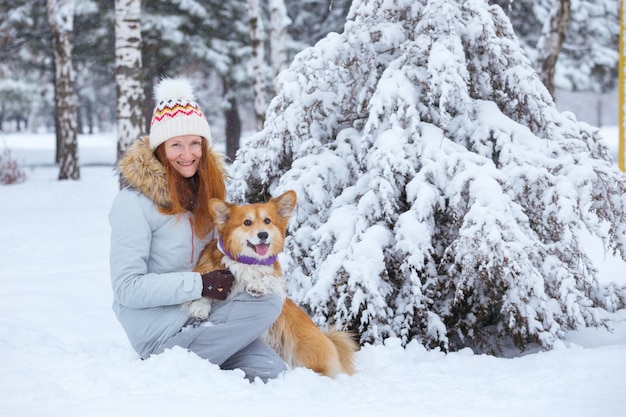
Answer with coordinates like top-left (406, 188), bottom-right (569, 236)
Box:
top-left (149, 78), bottom-right (212, 149)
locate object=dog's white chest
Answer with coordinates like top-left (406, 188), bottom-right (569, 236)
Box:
top-left (222, 257), bottom-right (286, 299)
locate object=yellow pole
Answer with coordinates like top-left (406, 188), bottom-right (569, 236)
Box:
top-left (617, 0), bottom-right (626, 171)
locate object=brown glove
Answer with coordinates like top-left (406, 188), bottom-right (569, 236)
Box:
top-left (201, 269), bottom-right (235, 300)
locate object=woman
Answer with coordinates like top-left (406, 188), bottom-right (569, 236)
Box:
top-left (109, 77), bottom-right (287, 381)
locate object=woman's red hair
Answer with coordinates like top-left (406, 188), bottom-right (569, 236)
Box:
top-left (155, 139), bottom-right (226, 239)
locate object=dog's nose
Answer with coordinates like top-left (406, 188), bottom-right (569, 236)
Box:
top-left (258, 231), bottom-right (269, 241)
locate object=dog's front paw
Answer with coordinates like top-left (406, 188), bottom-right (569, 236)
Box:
top-left (246, 281), bottom-right (267, 297)
top-left (185, 298), bottom-right (212, 320)
top-left (245, 275), bottom-right (282, 297)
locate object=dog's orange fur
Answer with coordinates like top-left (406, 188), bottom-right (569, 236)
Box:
top-left (192, 190), bottom-right (358, 377)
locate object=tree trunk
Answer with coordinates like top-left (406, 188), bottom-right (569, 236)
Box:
top-left (86, 98), bottom-right (94, 134)
top-left (47, 0), bottom-right (79, 180)
top-left (535, 0), bottom-right (571, 97)
top-left (249, 0), bottom-right (267, 131)
top-left (269, 0), bottom-right (290, 91)
top-left (225, 97), bottom-right (241, 162)
top-left (53, 82), bottom-right (61, 164)
top-left (114, 0), bottom-right (144, 173)
top-left (221, 77), bottom-right (241, 162)
top-left (76, 96), bottom-right (84, 134)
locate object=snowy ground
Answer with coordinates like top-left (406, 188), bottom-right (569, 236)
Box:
top-left (1, 130), bottom-right (625, 417)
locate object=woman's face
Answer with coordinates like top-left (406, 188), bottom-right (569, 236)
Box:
top-left (163, 135), bottom-right (203, 178)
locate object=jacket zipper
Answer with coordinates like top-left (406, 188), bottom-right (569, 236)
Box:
top-left (188, 217), bottom-right (195, 264)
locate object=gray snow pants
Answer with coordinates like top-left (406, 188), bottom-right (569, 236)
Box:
top-left (155, 292), bottom-right (287, 382)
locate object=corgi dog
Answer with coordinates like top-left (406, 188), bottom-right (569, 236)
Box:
top-left (183, 190), bottom-right (358, 377)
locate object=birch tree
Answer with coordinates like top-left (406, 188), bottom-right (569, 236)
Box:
top-left (114, 0), bottom-right (144, 163)
top-left (47, 0), bottom-right (79, 180)
top-left (535, 0), bottom-right (572, 96)
top-left (269, 0), bottom-right (291, 89)
top-left (249, 0), bottom-right (267, 130)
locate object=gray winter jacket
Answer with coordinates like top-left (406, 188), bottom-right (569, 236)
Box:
top-left (109, 136), bottom-right (225, 359)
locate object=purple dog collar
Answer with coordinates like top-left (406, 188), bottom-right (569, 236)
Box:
top-left (217, 238), bottom-right (277, 266)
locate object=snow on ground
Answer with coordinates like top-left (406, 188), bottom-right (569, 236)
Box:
top-left (0, 130), bottom-right (625, 417)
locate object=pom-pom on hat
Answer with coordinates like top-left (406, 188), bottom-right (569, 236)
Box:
top-left (149, 77), bottom-right (212, 149)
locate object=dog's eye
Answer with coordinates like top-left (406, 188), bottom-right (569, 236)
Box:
top-left (264, 218), bottom-right (271, 224)
top-left (244, 219), bottom-right (253, 226)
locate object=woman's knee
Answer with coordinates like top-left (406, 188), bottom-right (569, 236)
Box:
top-left (257, 293), bottom-right (284, 321)
top-left (222, 338), bottom-right (288, 382)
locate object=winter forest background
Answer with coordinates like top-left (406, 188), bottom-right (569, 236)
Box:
top-left (2, 0), bottom-right (626, 356)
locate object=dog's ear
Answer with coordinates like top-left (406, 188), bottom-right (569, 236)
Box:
top-left (272, 190), bottom-right (297, 220)
top-left (208, 199), bottom-right (232, 225)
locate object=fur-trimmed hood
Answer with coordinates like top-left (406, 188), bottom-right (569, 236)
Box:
top-left (116, 136), bottom-right (226, 209)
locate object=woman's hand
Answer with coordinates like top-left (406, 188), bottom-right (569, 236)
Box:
top-left (201, 270), bottom-right (235, 300)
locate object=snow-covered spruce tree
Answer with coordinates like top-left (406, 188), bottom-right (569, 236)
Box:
top-left (228, 0), bottom-right (626, 354)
